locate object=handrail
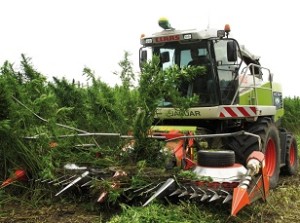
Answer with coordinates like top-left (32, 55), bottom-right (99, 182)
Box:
top-left (231, 63), bottom-right (273, 105)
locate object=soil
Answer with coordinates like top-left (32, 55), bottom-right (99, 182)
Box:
top-left (0, 203), bottom-right (106, 223)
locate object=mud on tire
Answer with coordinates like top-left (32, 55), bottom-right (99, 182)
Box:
top-left (226, 117), bottom-right (280, 188)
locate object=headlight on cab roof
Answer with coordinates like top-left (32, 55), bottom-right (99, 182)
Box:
top-left (145, 38), bottom-right (153, 44)
top-left (183, 34), bottom-right (192, 40)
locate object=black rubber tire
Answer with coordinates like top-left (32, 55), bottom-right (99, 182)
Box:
top-left (197, 150), bottom-right (235, 167)
top-left (282, 133), bottom-right (299, 175)
top-left (226, 117), bottom-right (281, 188)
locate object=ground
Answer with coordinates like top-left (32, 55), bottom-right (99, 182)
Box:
top-left (0, 203), bottom-right (105, 223)
top-left (1, 173), bottom-right (300, 223)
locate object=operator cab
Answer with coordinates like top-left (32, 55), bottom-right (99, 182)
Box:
top-left (139, 19), bottom-right (242, 107)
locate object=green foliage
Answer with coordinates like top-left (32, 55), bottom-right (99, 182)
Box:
top-left (177, 170), bottom-right (213, 181)
top-left (112, 52), bottom-right (139, 133)
top-left (0, 52), bottom-right (139, 182)
top-left (0, 56), bottom-right (50, 180)
top-left (114, 51), bottom-right (135, 89)
top-left (282, 96), bottom-right (300, 133)
top-left (83, 67), bottom-right (135, 135)
top-left (130, 56), bottom-right (205, 165)
top-left (137, 56), bottom-right (204, 113)
top-left (108, 203), bottom-right (223, 223)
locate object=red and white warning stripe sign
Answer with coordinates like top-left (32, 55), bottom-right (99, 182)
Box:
top-left (219, 106), bottom-right (257, 118)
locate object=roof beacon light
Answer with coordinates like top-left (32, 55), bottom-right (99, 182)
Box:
top-left (158, 17), bottom-right (174, 30)
top-left (224, 24), bottom-right (231, 38)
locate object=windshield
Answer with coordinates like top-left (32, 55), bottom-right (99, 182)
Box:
top-left (145, 41), bottom-right (219, 107)
top-left (152, 42), bottom-right (209, 70)
top-left (140, 38), bottom-right (242, 107)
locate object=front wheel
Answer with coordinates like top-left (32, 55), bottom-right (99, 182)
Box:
top-left (226, 117), bottom-right (280, 188)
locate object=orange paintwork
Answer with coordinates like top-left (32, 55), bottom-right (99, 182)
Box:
top-left (1, 169), bottom-right (27, 189)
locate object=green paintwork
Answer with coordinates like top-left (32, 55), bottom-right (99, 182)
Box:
top-left (239, 81), bottom-right (284, 121)
top-left (151, 125), bottom-right (197, 133)
top-left (239, 82), bottom-right (271, 105)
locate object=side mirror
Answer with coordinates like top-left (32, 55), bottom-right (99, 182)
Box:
top-left (160, 51), bottom-right (170, 63)
top-left (227, 41), bottom-right (237, 62)
top-left (139, 48), bottom-right (147, 68)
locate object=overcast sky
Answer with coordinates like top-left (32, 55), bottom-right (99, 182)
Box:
top-left (0, 0), bottom-right (299, 97)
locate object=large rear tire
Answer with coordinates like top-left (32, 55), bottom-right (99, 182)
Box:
top-left (226, 117), bottom-right (280, 188)
top-left (282, 133), bottom-right (298, 175)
